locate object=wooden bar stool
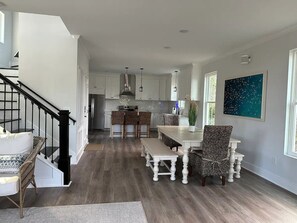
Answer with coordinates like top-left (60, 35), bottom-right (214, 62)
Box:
top-left (110, 111), bottom-right (125, 138)
top-left (124, 111), bottom-right (139, 138)
top-left (138, 112), bottom-right (151, 138)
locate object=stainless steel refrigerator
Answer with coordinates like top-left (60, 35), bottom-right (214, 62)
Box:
top-left (88, 94), bottom-right (105, 130)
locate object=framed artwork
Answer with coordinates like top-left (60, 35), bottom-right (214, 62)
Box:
top-left (223, 71), bottom-right (267, 120)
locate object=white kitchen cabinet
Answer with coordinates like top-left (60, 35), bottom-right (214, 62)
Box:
top-left (104, 111), bottom-right (111, 129)
top-left (89, 74), bottom-right (105, 95)
top-left (135, 75), bottom-right (142, 100)
top-left (159, 75), bottom-right (171, 101)
top-left (105, 75), bottom-right (120, 99)
top-left (136, 75), bottom-right (159, 100)
top-left (177, 65), bottom-right (192, 100)
top-left (176, 63), bottom-right (202, 101)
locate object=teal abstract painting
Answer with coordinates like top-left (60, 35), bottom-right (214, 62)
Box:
top-left (224, 73), bottom-right (265, 119)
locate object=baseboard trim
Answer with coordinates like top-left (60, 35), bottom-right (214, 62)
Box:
top-left (242, 160), bottom-right (297, 195)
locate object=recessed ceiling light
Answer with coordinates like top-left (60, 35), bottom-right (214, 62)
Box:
top-left (179, 29), bottom-right (189, 33)
top-left (0, 2), bottom-right (6, 7)
top-left (164, 46), bottom-right (171, 49)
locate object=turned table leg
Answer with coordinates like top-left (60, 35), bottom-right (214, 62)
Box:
top-left (170, 158), bottom-right (177, 181)
top-left (153, 158), bottom-right (159, 181)
top-left (235, 156), bottom-right (243, 179)
top-left (145, 151), bottom-right (150, 167)
top-left (228, 144), bottom-right (236, 182)
top-left (182, 147), bottom-right (190, 184)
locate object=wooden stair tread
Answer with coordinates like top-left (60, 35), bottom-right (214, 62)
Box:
top-left (0, 108), bottom-right (20, 111)
top-left (11, 128), bottom-right (34, 133)
top-left (0, 100), bottom-right (18, 102)
top-left (0, 118), bottom-right (21, 124)
top-left (41, 146), bottom-right (59, 157)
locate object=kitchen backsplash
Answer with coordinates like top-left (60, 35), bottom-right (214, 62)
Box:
top-left (105, 98), bottom-right (175, 114)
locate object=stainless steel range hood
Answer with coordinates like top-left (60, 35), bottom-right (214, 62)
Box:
top-left (120, 73), bottom-right (135, 96)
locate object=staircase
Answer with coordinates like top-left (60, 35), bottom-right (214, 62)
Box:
top-left (0, 70), bottom-right (74, 186)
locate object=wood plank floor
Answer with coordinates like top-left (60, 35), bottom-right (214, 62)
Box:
top-left (1, 131), bottom-right (297, 222)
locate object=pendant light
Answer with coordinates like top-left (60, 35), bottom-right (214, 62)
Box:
top-left (173, 70), bottom-right (178, 92)
top-left (139, 67), bottom-right (144, 92)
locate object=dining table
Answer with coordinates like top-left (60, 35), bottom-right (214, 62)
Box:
top-left (157, 126), bottom-right (241, 184)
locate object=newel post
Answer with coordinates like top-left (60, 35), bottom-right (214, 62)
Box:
top-left (58, 110), bottom-right (71, 185)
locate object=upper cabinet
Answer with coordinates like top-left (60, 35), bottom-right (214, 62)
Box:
top-left (177, 63), bottom-right (202, 101)
top-left (135, 74), bottom-right (171, 101)
top-left (89, 74), bottom-right (105, 95)
top-left (136, 75), bottom-right (159, 100)
top-left (105, 75), bottom-right (120, 99)
top-left (89, 73), bottom-right (120, 99)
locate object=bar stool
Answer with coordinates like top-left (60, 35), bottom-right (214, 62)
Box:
top-left (124, 111), bottom-right (139, 138)
top-left (138, 112), bottom-right (151, 138)
top-left (110, 111), bottom-right (125, 138)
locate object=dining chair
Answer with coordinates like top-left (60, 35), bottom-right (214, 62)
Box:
top-left (188, 125), bottom-right (233, 186)
top-left (161, 114), bottom-right (182, 151)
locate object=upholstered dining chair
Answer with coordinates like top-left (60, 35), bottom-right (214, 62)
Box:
top-left (161, 114), bottom-right (182, 151)
top-left (188, 125), bottom-right (233, 186)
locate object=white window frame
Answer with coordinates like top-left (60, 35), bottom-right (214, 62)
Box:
top-left (0, 11), bottom-right (4, 43)
top-left (203, 71), bottom-right (217, 126)
top-left (285, 49), bottom-right (297, 158)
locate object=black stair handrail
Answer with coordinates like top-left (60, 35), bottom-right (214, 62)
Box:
top-left (0, 73), bottom-right (59, 121)
top-left (0, 72), bottom-right (71, 185)
top-left (18, 80), bottom-right (76, 124)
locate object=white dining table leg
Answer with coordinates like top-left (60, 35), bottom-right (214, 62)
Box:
top-left (182, 146), bottom-right (190, 184)
top-left (228, 143), bottom-right (237, 182)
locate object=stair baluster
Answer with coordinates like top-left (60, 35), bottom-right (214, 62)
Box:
top-left (51, 116), bottom-right (54, 163)
top-left (17, 92), bottom-right (20, 132)
top-left (44, 111), bottom-right (47, 159)
top-left (10, 86), bottom-right (13, 131)
top-left (31, 101), bottom-right (34, 131)
top-left (38, 107), bottom-right (41, 136)
top-left (24, 97), bottom-right (27, 130)
top-left (3, 83), bottom-right (6, 132)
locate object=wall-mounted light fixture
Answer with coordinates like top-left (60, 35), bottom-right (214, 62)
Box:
top-left (241, 55), bottom-right (251, 64)
top-left (173, 70), bottom-right (178, 92)
top-left (139, 67), bottom-right (143, 92)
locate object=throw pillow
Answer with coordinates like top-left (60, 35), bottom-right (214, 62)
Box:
top-left (0, 153), bottom-right (29, 174)
top-left (0, 132), bottom-right (33, 155)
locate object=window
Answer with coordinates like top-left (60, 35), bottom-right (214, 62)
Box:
top-left (285, 49), bottom-right (297, 158)
top-left (0, 11), bottom-right (4, 43)
top-left (203, 71), bottom-right (217, 126)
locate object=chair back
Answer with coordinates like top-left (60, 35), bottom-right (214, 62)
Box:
top-left (202, 125), bottom-right (232, 161)
top-left (139, 112), bottom-right (151, 125)
top-left (164, 114), bottom-right (179, 126)
top-left (111, 111), bottom-right (125, 125)
top-left (125, 111), bottom-right (139, 125)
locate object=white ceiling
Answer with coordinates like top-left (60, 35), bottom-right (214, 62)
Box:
top-left (2, 0), bottom-right (297, 74)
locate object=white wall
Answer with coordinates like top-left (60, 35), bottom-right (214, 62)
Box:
top-left (201, 29), bottom-right (297, 195)
top-left (75, 37), bottom-right (90, 163)
top-left (0, 11), bottom-right (12, 67)
top-left (18, 13), bottom-right (79, 163)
